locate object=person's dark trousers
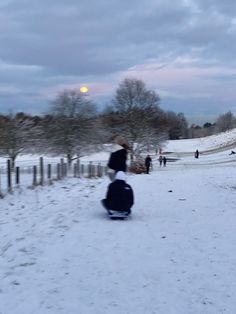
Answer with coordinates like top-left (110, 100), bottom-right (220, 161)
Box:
top-left (101, 199), bottom-right (131, 214)
top-left (146, 165), bottom-right (150, 174)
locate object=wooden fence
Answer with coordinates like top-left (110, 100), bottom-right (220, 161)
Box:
top-left (0, 157), bottom-right (107, 197)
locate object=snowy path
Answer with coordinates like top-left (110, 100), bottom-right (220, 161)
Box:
top-left (1, 162), bottom-right (236, 314)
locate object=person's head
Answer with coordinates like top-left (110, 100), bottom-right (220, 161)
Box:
top-left (110, 135), bottom-right (131, 150)
top-left (115, 171), bottom-right (126, 181)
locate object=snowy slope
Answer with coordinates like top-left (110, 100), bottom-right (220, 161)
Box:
top-left (165, 128), bottom-right (236, 154)
top-left (1, 134), bottom-right (236, 314)
top-left (1, 129), bottom-right (236, 166)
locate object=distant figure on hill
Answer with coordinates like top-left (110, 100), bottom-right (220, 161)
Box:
top-left (159, 155), bottom-right (163, 166)
top-left (229, 150), bottom-right (236, 155)
top-left (163, 156), bottom-right (167, 167)
top-left (195, 149), bottom-right (199, 159)
top-left (145, 155), bottom-right (152, 174)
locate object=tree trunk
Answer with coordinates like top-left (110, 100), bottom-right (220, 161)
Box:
top-left (67, 153), bottom-right (72, 167)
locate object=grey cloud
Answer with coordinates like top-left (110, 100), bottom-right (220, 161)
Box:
top-left (0, 0), bottom-right (201, 76)
top-left (0, 0), bottom-right (236, 118)
top-left (195, 0), bottom-right (236, 16)
top-left (1, 0), bottom-right (235, 75)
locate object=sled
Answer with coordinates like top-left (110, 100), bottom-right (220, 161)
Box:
top-left (107, 210), bottom-right (130, 219)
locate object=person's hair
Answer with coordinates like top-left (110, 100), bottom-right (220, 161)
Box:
top-left (111, 134), bottom-right (131, 150)
top-left (121, 143), bottom-right (130, 150)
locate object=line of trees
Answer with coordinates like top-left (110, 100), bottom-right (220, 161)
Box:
top-left (188, 111), bottom-right (236, 138)
top-left (1, 77), bottom-right (234, 166)
top-left (0, 78), bottom-right (188, 166)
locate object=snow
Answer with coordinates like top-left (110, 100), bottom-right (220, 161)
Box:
top-left (164, 128), bottom-right (236, 153)
top-left (1, 130), bottom-right (236, 314)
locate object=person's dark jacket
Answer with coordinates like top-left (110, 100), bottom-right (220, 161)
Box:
top-left (106, 179), bottom-right (134, 211)
top-left (107, 148), bottom-right (127, 172)
top-left (145, 156), bottom-right (152, 166)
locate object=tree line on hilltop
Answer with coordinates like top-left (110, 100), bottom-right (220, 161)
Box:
top-left (0, 78), bottom-right (235, 167)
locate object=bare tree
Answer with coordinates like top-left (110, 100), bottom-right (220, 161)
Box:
top-left (46, 89), bottom-right (98, 164)
top-left (215, 111), bottom-right (236, 132)
top-left (167, 111), bottom-right (188, 139)
top-left (110, 78), bottom-right (167, 158)
top-left (0, 114), bottom-right (37, 167)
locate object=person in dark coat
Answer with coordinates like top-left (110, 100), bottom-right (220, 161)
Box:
top-left (101, 171), bottom-right (134, 214)
top-left (163, 156), bottom-right (167, 167)
top-left (107, 146), bottom-right (128, 172)
top-left (107, 135), bottom-right (130, 181)
top-left (145, 154), bottom-right (152, 174)
top-left (195, 149), bottom-right (199, 158)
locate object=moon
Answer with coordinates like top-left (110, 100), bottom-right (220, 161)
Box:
top-left (80, 86), bottom-right (89, 93)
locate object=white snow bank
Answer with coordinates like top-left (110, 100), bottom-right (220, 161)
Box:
top-left (165, 128), bottom-right (236, 153)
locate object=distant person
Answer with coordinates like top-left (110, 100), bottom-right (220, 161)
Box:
top-left (163, 156), bottom-right (167, 167)
top-left (229, 150), bottom-right (236, 155)
top-left (195, 149), bottom-right (199, 159)
top-left (101, 171), bottom-right (134, 215)
top-left (145, 154), bottom-right (152, 174)
top-left (159, 155), bottom-right (163, 166)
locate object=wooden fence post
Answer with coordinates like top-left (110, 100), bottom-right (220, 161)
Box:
top-left (92, 164), bottom-right (96, 177)
top-left (88, 162), bottom-right (92, 178)
top-left (73, 163), bottom-right (77, 177)
top-left (81, 164), bottom-right (84, 177)
top-left (60, 158), bottom-right (64, 177)
top-left (77, 159), bottom-right (80, 177)
top-left (16, 167), bottom-right (20, 185)
top-left (39, 157), bottom-right (44, 185)
top-left (47, 164), bottom-right (51, 182)
top-left (7, 160), bottom-right (12, 192)
top-left (57, 163), bottom-right (61, 180)
top-left (63, 163), bottom-right (67, 177)
top-left (33, 165), bottom-right (37, 186)
top-left (97, 163), bottom-right (102, 177)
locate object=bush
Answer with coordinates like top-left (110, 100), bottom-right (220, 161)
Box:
top-left (129, 159), bottom-right (146, 174)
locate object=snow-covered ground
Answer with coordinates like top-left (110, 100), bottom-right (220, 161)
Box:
top-left (164, 128), bottom-right (236, 154)
top-left (1, 131), bottom-right (236, 314)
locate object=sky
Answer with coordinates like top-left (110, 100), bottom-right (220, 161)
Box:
top-left (1, 0), bottom-right (236, 123)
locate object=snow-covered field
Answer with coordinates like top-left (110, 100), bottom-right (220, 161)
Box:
top-left (164, 128), bottom-right (236, 154)
top-left (1, 131), bottom-right (236, 314)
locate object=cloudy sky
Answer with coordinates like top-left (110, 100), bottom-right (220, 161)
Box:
top-left (1, 0), bottom-right (236, 123)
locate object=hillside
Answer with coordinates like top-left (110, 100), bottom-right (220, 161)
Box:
top-left (164, 128), bottom-right (236, 154)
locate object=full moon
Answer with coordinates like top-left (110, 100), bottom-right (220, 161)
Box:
top-left (80, 86), bottom-right (89, 93)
